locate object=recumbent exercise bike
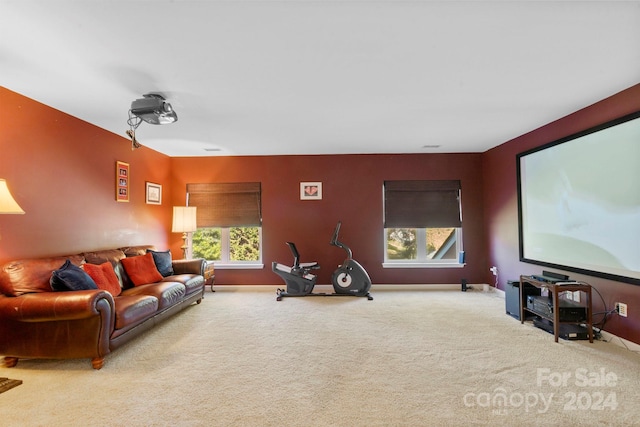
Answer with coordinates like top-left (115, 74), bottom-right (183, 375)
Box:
top-left (272, 222), bottom-right (373, 301)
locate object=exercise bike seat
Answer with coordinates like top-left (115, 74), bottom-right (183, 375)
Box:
top-left (299, 261), bottom-right (319, 269)
top-left (286, 242), bottom-right (319, 270)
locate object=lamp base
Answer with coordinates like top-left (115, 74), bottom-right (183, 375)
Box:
top-left (181, 232), bottom-right (188, 259)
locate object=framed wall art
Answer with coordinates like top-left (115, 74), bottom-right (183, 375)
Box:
top-left (145, 182), bottom-right (162, 205)
top-left (300, 182), bottom-right (322, 200)
top-left (116, 161), bottom-right (129, 202)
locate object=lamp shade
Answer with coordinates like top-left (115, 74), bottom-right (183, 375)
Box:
top-left (0, 179), bottom-right (25, 214)
top-left (172, 206), bottom-right (197, 233)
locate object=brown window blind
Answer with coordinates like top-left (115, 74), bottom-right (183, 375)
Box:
top-left (186, 182), bottom-right (262, 227)
top-left (384, 180), bottom-right (462, 228)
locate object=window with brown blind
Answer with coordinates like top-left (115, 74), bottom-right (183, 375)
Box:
top-left (383, 180), bottom-right (464, 267)
top-left (186, 183), bottom-right (262, 266)
top-left (186, 182), bottom-right (261, 227)
top-left (384, 180), bottom-right (461, 228)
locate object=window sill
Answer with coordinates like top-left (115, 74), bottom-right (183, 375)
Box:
top-left (383, 262), bottom-right (466, 269)
top-left (210, 263), bottom-right (264, 270)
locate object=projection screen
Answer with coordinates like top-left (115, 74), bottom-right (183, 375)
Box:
top-left (517, 111), bottom-right (640, 286)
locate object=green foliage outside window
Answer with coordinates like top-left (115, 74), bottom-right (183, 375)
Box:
top-left (386, 227), bottom-right (456, 260)
top-left (192, 228), bottom-right (221, 260)
top-left (386, 228), bottom-right (417, 259)
top-left (229, 227), bottom-right (260, 261)
top-left (192, 227), bottom-right (260, 261)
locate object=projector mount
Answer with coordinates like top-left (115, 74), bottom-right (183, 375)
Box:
top-left (126, 93), bottom-right (178, 149)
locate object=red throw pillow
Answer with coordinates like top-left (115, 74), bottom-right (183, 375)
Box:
top-left (120, 252), bottom-right (163, 286)
top-left (84, 262), bottom-right (122, 297)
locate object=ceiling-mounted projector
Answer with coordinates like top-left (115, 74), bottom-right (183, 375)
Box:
top-left (130, 93), bottom-right (178, 125)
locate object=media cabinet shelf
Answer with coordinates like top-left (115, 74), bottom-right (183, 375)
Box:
top-left (519, 275), bottom-right (594, 343)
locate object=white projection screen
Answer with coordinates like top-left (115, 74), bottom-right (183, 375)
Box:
top-left (517, 111), bottom-right (640, 286)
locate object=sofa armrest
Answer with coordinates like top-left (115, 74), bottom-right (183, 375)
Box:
top-left (172, 258), bottom-right (206, 276)
top-left (0, 291), bottom-right (115, 368)
top-left (0, 290), bottom-right (114, 322)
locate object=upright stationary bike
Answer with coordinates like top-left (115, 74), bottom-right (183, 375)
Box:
top-left (272, 222), bottom-right (373, 301)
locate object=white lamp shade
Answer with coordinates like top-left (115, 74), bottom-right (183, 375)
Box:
top-left (172, 206), bottom-right (197, 233)
top-left (0, 179), bottom-right (25, 214)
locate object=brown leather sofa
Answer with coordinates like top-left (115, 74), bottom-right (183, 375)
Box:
top-left (0, 245), bottom-right (206, 369)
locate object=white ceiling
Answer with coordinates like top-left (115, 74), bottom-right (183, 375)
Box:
top-left (2, 1), bottom-right (639, 157)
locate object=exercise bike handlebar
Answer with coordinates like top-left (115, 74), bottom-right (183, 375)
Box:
top-left (330, 221), bottom-right (353, 259)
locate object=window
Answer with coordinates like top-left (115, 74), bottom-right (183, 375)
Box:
top-left (386, 227), bottom-right (462, 263)
top-left (192, 227), bottom-right (261, 264)
top-left (383, 180), bottom-right (463, 267)
top-left (187, 183), bottom-right (262, 268)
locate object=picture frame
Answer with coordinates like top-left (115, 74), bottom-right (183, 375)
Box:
top-left (300, 182), bottom-right (322, 200)
top-left (145, 182), bottom-right (162, 205)
top-left (116, 161), bottom-right (129, 202)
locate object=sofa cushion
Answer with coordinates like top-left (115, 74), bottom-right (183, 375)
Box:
top-left (147, 249), bottom-right (174, 277)
top-left (121, 281), bottom-right (186, 310)
top-left (113, 294), bottom-right (159, 330)
top-left (84, 262), bottom-right (122, 297)
top-left (50, 259), bottom-right (98, 292)
top-left (83, 249), bottom-right (126, 266)
top-left (162, 274), bottom-right (204, 296)
top-left (120, 252), bottom-right (163, 286)
top-left (120, 245), bottom-right (156, 257)
top-left (0, 255), bottom-right (86, 297)
top-left (83, 249), bottom-right (129, 288)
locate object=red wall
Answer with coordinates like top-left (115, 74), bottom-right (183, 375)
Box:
top-left (2, 86), bottom-right (485, 286)
top-left (4, 82), bottom-right (639, 344)
top-left (169, 153), bottom-right (486, 286)
top-left (0, 87), bottom-right (172, 263)
top-left (482, 83), bottom-right (640, 344)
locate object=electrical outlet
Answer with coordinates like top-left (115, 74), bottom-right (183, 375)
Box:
top-left (490, 266), bottom-right (498, 276)
top-left (616, 302), bottom-right (628, 317)
top-left (573, 291), bottom-right (580, 303)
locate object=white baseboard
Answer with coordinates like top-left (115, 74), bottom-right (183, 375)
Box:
top-left (316, 283), bottom-right (494, 292)
top-left (214, 283), bottom-right (488, 292)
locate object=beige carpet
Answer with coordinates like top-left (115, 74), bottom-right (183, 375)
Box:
top-left (2, 286), bottom-right (639, 427)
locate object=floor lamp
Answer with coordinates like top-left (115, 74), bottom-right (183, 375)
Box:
top-left (0, 179), bottom-right (25, 215)
top-left (172, 206), bottom-right (197, 259)
top-left (0, 179), bottom-right (25, 249)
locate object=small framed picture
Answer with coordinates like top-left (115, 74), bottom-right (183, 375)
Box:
top-left (300, 182), bottom-right (322, 200)
top-left (146, 182), bottom-right (162, 205)
top-left (116, 161), bottom-right (129, 202)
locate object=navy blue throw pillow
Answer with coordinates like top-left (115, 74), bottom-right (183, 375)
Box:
top-left (147, 249), bottom-right (174, 277)
top-left (50, 259), bottom-right (98, 291)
